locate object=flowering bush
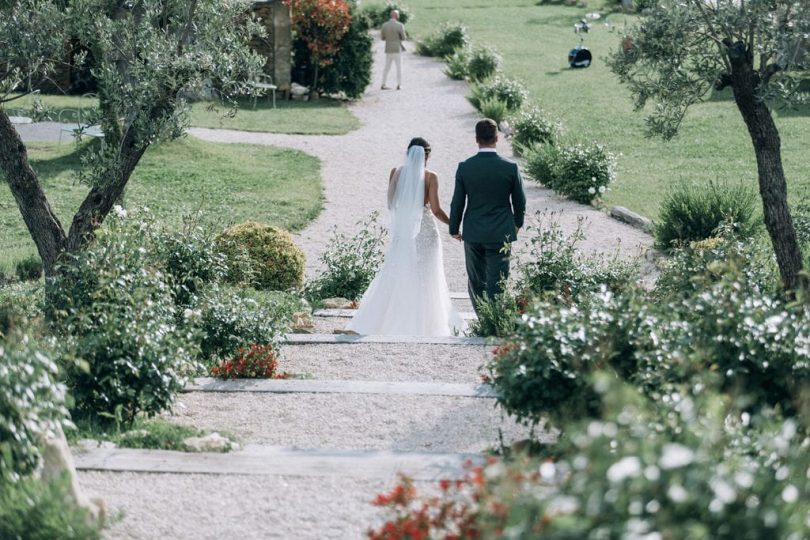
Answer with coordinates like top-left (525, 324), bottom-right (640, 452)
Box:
top-left (468, 76), bottom-right (528, 112)
top-left (284, 0), bottom-right (351, 70)
top-left (305, 212), bottom-right (386, 302)
top-left (416, 22), bottom-right (468, 58)
top-left (210, 343), bottom-right (290, 379)
top-left (510, 106), bottom-right (559, 156)
top-left (466, 45), bottom-right (501, 81)
top-left (527, 141), bottom-right (616, 203)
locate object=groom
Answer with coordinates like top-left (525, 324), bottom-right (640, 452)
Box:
top-left (449, 119), bottom-right (527, 313)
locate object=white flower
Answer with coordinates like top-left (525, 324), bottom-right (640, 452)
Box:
top-left (598, 185), bottom-right (606, 193)
top-left (659, 443), bottom-right (695, 469)
top-left (607, 456), bottom-right (641, 482)
top-left (588, 186), bottom-right (597, 195)
top-left (782, 484), bottom-right (799, 503)
top-left (667, 484), bottom-right (689, 503)
top-left (113, 204), bottom-right (127, 218)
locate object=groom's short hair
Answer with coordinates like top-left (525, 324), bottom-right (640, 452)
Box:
top-left (475, 119), bottom-right (498, 145)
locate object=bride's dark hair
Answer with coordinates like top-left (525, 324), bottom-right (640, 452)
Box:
top-left (407, 137), bottom-right (431, 158)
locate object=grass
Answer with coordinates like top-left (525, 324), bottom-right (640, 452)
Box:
top-left (5, 92), bottom-right (361, 135)
top-left (67, 417), bottom-right (236, 452)
top-left (402, 0), bottom-right (810, 220)
top-left (0, 137), bottom-right (323, 272)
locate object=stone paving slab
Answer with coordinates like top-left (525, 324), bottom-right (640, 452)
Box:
top-left (75, 445), bottom-right (482, 481)
top-left (283, 333), bottom-right (488, 345)
top-left (185, 377), bottom-right (496, 398)
top-left (314, 308), bottom-right (477, 320)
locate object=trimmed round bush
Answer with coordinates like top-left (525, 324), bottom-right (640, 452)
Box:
top-left (655, 180), bottom-right (757, 249)
top-left (510, 107), bottom-right (558, 156)
top-left (217, 221), bottom-right (305, 291)
top-left (527, 142), bottom-right (616, 204)
top-left (468, 76), bottom-right (527, 112)
top-left (466, 45), bottom-right (501, 81)
top-left (14, 254), bottom-right (43, 282)
top-left (416, 22), bottom-right (468, 57)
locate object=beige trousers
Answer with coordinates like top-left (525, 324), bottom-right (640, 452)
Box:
top-left (382, 52), bottom-right (402, 87)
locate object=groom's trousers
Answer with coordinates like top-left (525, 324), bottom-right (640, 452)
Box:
top-left (464, 241), bottom-right (511, 313)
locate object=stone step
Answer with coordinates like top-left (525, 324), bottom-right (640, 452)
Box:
top-left (313, 309), bottom-right (477, 320)
top-left (185, 377), bottom-right (496, 398)
top-left (283, 333), bottom-right (488, 346)
top-left (450, 292), bottom-right (469, 299)
top-left (75, 445), bottom-right (482, 481)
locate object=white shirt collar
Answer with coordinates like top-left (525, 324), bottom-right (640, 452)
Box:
top-left (478, 148), bottom-right (497, 153)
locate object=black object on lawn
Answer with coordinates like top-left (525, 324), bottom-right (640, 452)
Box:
top-left (568, 44), bottom-right (592, 68)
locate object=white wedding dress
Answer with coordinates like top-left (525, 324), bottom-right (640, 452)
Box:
top-left (347, 147), bottom-right (464, 336)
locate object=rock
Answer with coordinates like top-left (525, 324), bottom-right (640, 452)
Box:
top-left (290, 82), bottom-right (310, 101)
top-left (609, 206), bottom-right (654, 234)
top-left (322, 297), bottom-right (354, 309)
top-left (183, 432), bottom-right (237, 453)
top-left (41, 424), bottom-right (106, 527)
top-left (498, 120), bottom-right (512, 137)
top-left (291, 311), bottom-right (314, 331)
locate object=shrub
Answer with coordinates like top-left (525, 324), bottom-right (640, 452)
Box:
top-left (416, 22), bottom-right (468, 58)
top-left (217, 221), bottom-right (305, 291)
top-left (527, 142), bottom-right (616, 204)
top-left (468, 292), bottom-right (520, 338)
top-left (197, 286), bottom-right (286, 362)
top-left (46, 213), bottom-right (200, 425)
top-left (0, 333), bottom-right (68, 482)
top-left (468, 76), bottom-right (527, 111)
top-left (305, 212), bottom-right (386, 301)
top-left (510, 106), bottom-right (558, 156)
top-left (363, 2), bottom-right (411, 26)
top-left (115, 418), bottom-right (220, 452)
top-left (300, 2), bottom-right (373, 98)
top-left (478, 96), bottom-right (509, 124)
top-left (0, 475), bottom-right (102, 539)
top-left (14, 254), bottom-right (43, 282)
top-left (466, 45), bottom-right (501, 81)
top-left (655, 180), bottom-right (758, 249)
top-left (210, 343), bottom-right (290, 379)
top-left (442, 48), bottom-right (469, 80)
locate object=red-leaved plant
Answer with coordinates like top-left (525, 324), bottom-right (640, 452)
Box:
top-left (210, 343), bottom-right (291, 379)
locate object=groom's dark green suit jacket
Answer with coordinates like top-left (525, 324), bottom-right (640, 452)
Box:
top-left (449, 151), bottom-right (527, 243)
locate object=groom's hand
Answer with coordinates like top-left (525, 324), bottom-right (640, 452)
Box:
top-left (452, 234), bottom-right (462, 241)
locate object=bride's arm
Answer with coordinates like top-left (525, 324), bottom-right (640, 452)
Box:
top-left (427, 172), bottom-right (450, 225)
top-left (386, 168), bottom-right (398, 209)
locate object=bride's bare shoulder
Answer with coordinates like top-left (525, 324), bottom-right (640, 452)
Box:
top-left (425, 169), bottom-right (439, 182)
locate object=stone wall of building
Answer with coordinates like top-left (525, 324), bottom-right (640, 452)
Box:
top-left (249, 0), bottom-right (292, 93)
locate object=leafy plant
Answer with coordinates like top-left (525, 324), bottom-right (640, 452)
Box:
top-left (526, 142), bottom-right (616, 204)
top-left (0, 475), bottom-right (102, 539)
top-left (468, 292), bottom-right (520, 338)
top-left (210, 343), bottom-right (290, 379)
top-left (305, 212), bottom-right (386, 302)
top-left (466, 45), bottom-right (501, 81)
top-left (362, 2), bottom-right (411, 26)
top-left (655, 180), bottom-right (758, 249)
top-left (478, 96), bottom-right (509, 124)
top-left (217, 221), bottom-right (305, 291)
top-left (0, 333), bottom-right (68, 482)
top-left (115, 418), bottom-right (222, 452)
top-left (442, 48), bottom-right (470, 80)
top-left (468, 76), bottom-right (528, 111)
top-left (510, 106), bottom-right (558, 156)
top-left (14, 254), bottom-right (43, 282)
top-left (416, 22), bottom-right (469, 57)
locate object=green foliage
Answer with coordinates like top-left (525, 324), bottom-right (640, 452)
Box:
top-left (526, 141), bottom-right (616, 204)
top-left (0, 333), bottom-right (68, 482)
top-left (466, 45), bottom-right (501, 82)
top-left (318, 4), bottom-right (373, 99)
top-left (14, 254), bottom-right (42, 282)
top-left (510, 106), bottom-right (558, 157)
top-left (655, 180), bottom-right (758, 249)
top-left (305, 212), bottom-right (386, 302)
top-left (217, 221), bottom-right (305, 291)
top-left (197, 286), bottom-right (288, 362)
top-left (211, 343), bottom-right (289, 380)
top-left (46, 213), bottom-right (200, 425)
top-left (0, 475), bottom-right (101, 540)
top-left (416, 22), bottom-right (468, 57)
top-left (477, 96), bottom-right (509, 124)
top-left (468, 292), bottom-right (519, 338)
top-left (468, 75), bottom-right (527, 112)
top-left (362, 2), bottom-right (411, 26)
top-left (114, 418), bottom-right (226, 452)
top-left (442, 48), bottom-right (469, 80)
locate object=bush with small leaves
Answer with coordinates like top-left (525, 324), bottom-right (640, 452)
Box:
top-left (468, 292), bottom-right (520, 338)
top-left (0, 333), bottom-right (68, 482)
top-left (466, 45), bottom-right (501, 81)
top-left (527, 142), bottom-right (616, 204)
top-left (468, 76), bottom-right (528, 112)
top-left (442, 48), bottom-right (469, 80)
top-left (217, 221), bottom-right (305, 291)
top-left (362, 1), bottom-right (411, 26)
top-left (305, 212), bottom-right (386, 302)
top-left (478, 96), bottom-right (509, 124)
top-left (524, 141), bottom-right (561, 186)
top-left (655, 180), bottom-right (758, 249)
top-left (210, 343), bottom-right (290, 379)
top-left (416, 22), bottom-right (468, 57)
top-left (510, 107), bottom-right (559, 156)
top-left (14, 254), bottom-right (42, 282)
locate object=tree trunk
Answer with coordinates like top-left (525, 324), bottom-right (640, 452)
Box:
top-left (728, 53), bottom-right (806, 293)
top-left (0, 110), bottom-right (68, 274)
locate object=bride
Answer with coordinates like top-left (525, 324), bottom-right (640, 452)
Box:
top-left (347, 138), bottom-right (464, 336)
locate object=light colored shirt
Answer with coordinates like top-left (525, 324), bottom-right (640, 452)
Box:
top-left (381, 19), bottom-right (406, 54)
top-left (478, 148), bottom-right (497, 152)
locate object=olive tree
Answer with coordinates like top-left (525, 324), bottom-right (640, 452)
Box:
top-left (608, 0), bottom-right (810, 292)
top-left (0, 0), bottom-right (264, 274)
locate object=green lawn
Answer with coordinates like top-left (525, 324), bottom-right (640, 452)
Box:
top-left (5, 92), bottom-right (361, 135)
top-left (0, 137), bottom-right (323, 272)
top-left (403, 0), bottom-right (810, 219)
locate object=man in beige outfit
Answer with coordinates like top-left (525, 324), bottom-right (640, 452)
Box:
top-left (380, 10), bottom-right (406, 90)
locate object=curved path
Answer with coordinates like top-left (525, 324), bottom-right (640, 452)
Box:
top-left (191, 39), bottom-right (652, 290)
